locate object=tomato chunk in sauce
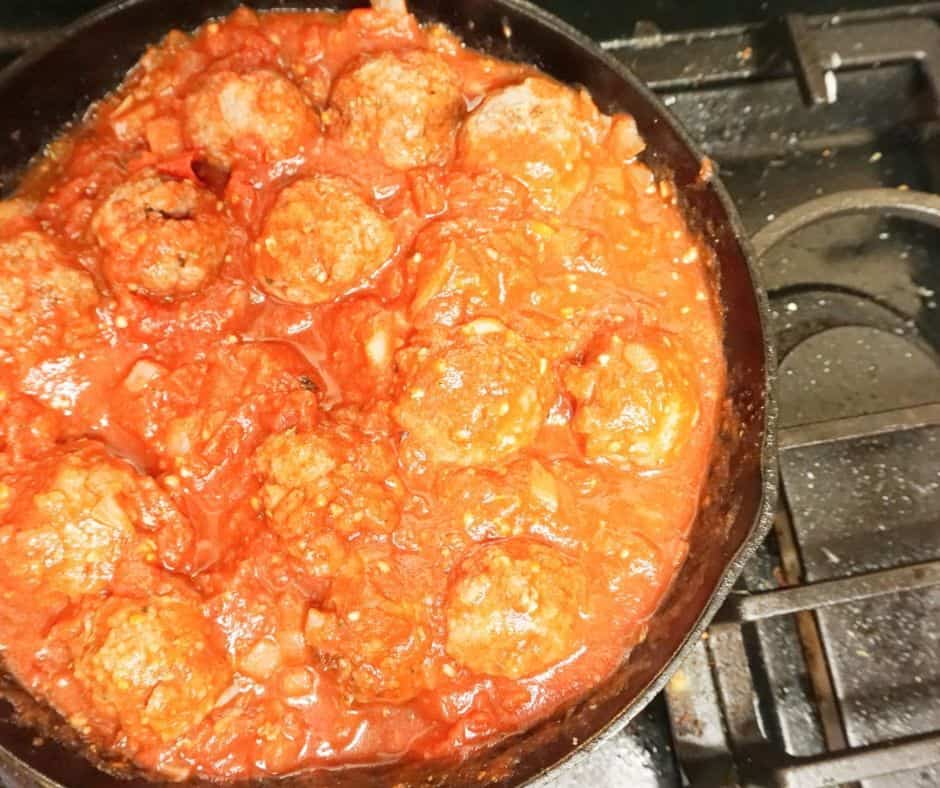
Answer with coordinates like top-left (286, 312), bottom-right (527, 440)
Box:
top-left (0, 3), bottom-right (724, 781)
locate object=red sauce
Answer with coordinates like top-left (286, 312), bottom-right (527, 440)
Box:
top-left (0, 5), bottom-right (725, 781)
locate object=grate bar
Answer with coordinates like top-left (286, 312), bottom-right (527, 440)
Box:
top-left (785, 14), bottom-right (831, 106)
top-left (603, 11), bottom-right (940, 101)
top-left (774, 731), bottom-right (940, 788)
top-left (718, 560), bottom-right (940, 624)
top-left (778, 401), bottom-right (940, 451)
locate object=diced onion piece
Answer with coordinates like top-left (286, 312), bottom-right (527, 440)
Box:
top-left (462, 317), bottom-right (505, 336)
top-left (123, 359), bottom-right (165, 393)
top-left (239, 637), bottom-right (282, 681)
top-left (529, 461), bottom-right (559, 513)
top-left (371, 0), bottom-right (407, 12)
top-left (145, 116), bottom-right (184, 157)
top-left (277, 628), bottom-right (308, 663)
top-left (280, 666), bottom-right (316, 696)
top-left (410, 242), bottom-right (454, 315)
top-left (305, 608), bottom-right (335, 643)
top-left (165, 421), bottom-right (193, 456)
top-left (608, 115), bottom-right (645, 161)
top-left (365, 326), bottom-right (391, 368)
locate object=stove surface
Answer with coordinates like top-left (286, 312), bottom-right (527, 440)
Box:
top-left (1, 2), bottom-right (939, 787)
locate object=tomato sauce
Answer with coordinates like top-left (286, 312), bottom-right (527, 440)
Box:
top-left (0, 4), bottom-right (725, 781)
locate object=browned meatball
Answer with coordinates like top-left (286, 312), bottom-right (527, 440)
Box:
top-left (409, 219), bottom-right (540, 330)
top-left (442, 459), bottom-right (572, 543)
top-left (0, 445), bottom-right (194, 598)
top-left (417, 458), bottom-right (580, 577)
top-left (75, 595), bottom-right (232, 742)
top-left (410, 218), bottom-right (626, 361)
top-left (457, 77), bottom-right (604, 212)
top-left (0, 227), bottom-right (99, 370)
top-left (254, 420), bottom-right (404, 575)
top-left (111, 341), bottom-right (320, 501)
top-left (0, 389), bottom-right (63, 463)
top-left (92, 173), bottom-right (230, 298)
top-left (253, 175), bottom-right (395, 305)
top-left (445, 539), bottom-right (586, 679)
top-left (564, 331), bottom-right (699, 468)
top-left (329, 49), bottom-right (464, 170)
top-left (183, 69), bottom-right (318, 166)
top-left (394, 320), bottom-right (555, 468)
top-left (305, 548), bottom-right (433, 703)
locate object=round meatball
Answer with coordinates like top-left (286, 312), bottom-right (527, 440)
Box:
top-left (394, 320), bottom-right (554, 468)
top-left (329, 49), bottom-right (464, 170)
top-left (183, 69), bottom-right (318, 167)
top-left (444, 459), bottom-right (571, 543)
top-left (202, 554), bottom-right (312, 689)
top-left (305, 549), bottom-right (433, 703)
top-left (112, 341), bottom-right (320, 483)
top-left (410, 218), bottom-right (623, 361)
top-left (75, 596), bottom-right (232, 742)
top-left (0, 229), bottom-right (99, 369)
top-left (254, 420), bottom-right (404, 575)
top-left (0, 445), bottom-right (194, 597)
top-left (0, 389), bottom-right (62, 463)
top-left (457, 77), bottom-right (604, 212)
top-left (419, 459), bottom-right (579, 576)
top-left (445, 539), bottom-right (585, 679)
top-left (564, 331), bottom-right (698, 468)
top-left (92, 173), bottom-right (230, 298)
top-left (410, 219), bottom-right (540, 330)
top-left (253, 175), bottom-right (395, 305)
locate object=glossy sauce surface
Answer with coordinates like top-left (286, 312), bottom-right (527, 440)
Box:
top-left (0, 5), bottom-right (724, 780)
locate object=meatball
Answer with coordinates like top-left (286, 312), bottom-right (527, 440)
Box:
top-left (320, 298), bottom-right (410, 404)
top-left (0, 229), bottom-right (99, 370)
top-left (445, 539), bottom-right (585, 679)
top-left (92, 173), bottom-right (230, 298)
top-left (457, 77), bottom-right (604, 212)
top-left (305, 549), bottom-right (433, 702)
top-left (593, 525), bottom-right (669, 620)
top-left (0, 390), bottom-right (62, 463)
top-left (0, 445), bottom-right (194, 597)
top-left (183, 69), bottom-right (318, 167)
top-left (253, 175), bottom-right (395, 305)
top-left (564, 331), bottom-right (698, 468)
top-left (204, 564), bottom-right (310, 686)
top-left (254, 420), bottom-right (404, 574)
top-left (410, 218), bottom-right (623, 360)
top-left (394, 320), bottom-right (554, 468)
top-left (112, 341), bottom-right (320, 483)
top-left (329, 49), bottom-right (464, 170)
top-left (418, 459), bottom-right (579, 577)
top-left (409, 219), bottom-right (540, 330)
top-left (75, 596), bottom-right (231, 742)
top-left (443, 459), bottom-right (572, 543)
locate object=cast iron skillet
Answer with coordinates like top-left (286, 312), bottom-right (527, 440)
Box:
top-left (0, 0), bottom-right (778, 785)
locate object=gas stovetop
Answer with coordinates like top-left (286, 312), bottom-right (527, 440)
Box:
top-left (1, 2), bottom-right (939, 787)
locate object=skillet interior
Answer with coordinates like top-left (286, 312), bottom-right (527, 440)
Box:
top-left (0, 1), bottom-right (778, 785)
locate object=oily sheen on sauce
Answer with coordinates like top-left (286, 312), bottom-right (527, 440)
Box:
top-left (0, 3), bottom-right (724, 781)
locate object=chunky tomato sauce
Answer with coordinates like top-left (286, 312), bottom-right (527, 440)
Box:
top-left (0, 4), bottom-right (725, 781)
